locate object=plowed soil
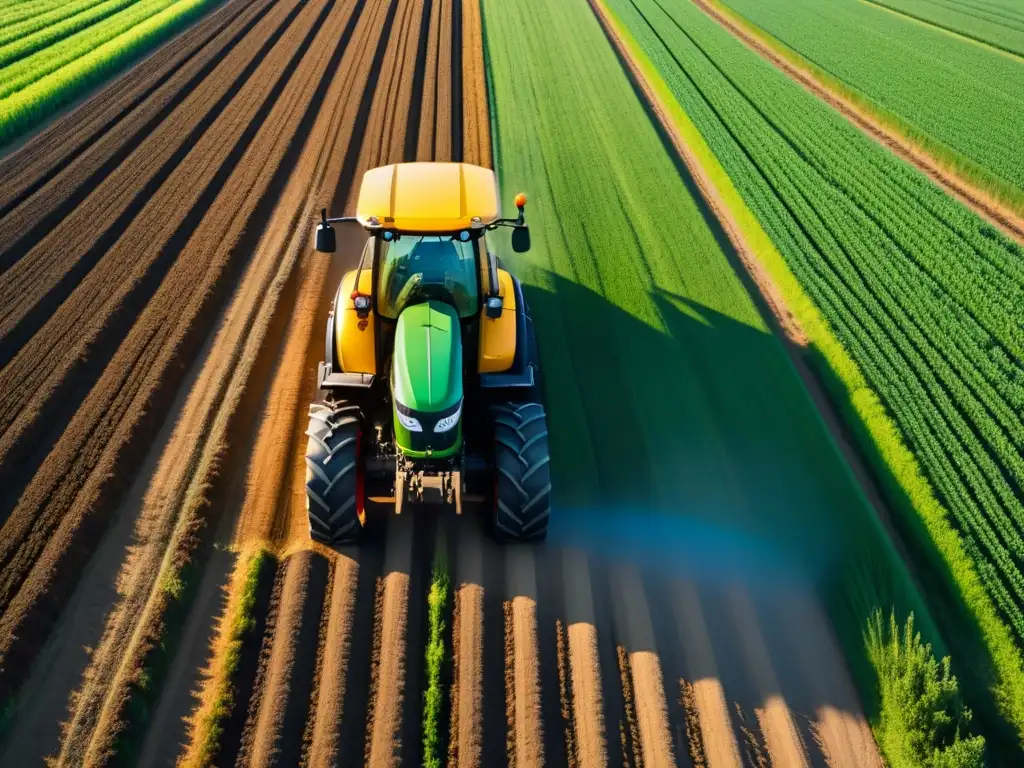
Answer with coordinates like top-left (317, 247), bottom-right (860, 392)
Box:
top-left (0, 0), bottom-right (882, 765)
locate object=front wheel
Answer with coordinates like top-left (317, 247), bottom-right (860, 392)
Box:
top-left (491, 402), bottom-right (551, 542)
top-left (305, 402), bottom-right (364, 545)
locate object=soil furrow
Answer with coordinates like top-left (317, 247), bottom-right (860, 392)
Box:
top-left (415, 0), bottom-right (440, 159)
top-left (304, 553), bottom-right (360, 766)
top-left (505, 546), bottom-right (544, 767)
top-left (724, 587), bottom-right (810, 768)
top-left (450, 518), bottom-right (485, 768)
top-left (669, 581), bottom-right (742, 768)
top-left (249, 552), bottom-right (330, 767)
top-left (434, 0), bottom-right (454, 161)
top-left (609, 566), bottom-right (676, 768)
top-left (365, 513), bottom-right (414, 767)
top-left (458, 0), bottom-right (488, 167)
top-left (37, 1), bottom-right (357, 758)
top-left (561, 549), bottom-right (608, 768)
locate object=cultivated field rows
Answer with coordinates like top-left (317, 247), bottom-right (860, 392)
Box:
top-left (211, 513), bottom-right (879, 768)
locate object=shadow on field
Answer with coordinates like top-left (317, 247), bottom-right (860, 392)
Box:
top-left (523, 273), bottom-right (850, 583)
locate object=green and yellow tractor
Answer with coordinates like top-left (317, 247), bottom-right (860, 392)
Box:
top-left (305, 162), bottom-right (551, 544)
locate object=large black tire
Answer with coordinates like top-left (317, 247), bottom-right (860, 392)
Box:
top-left (305, 402), bottom-right (363, 545)
top-left (491, 402), bottom-right (551, 542)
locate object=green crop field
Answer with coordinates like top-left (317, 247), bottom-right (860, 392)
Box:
top-left (0, 0), bottom-right (220, 147)
top-left (866, 0), bottom-right (1024, 57)
top-left (716, 0), bottom-right (1024, 207)
top-left (604, 0), bottom-right (1024, 749)
top-left (481, 0), bottom-right (942, 747)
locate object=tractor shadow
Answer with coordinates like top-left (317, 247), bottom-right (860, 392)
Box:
top-left (515, 273), bottom-right (886, 760)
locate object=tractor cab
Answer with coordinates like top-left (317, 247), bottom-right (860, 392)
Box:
top-left (306, 163), bottom-right (550, 546)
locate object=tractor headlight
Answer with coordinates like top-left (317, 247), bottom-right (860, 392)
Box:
top-left (396, 410), bottom-right (422, 432)
top-left (434, 401), bottom-right (462, 433)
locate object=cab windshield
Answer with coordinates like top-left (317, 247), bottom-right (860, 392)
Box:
top-left (376, 235), bottom-right (479, 319)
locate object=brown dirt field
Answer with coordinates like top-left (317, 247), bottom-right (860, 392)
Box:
top-left (693, 0), bottom-right (1024, 247)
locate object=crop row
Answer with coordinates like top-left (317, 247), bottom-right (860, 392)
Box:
top-left (0, 0), bottom-right (183, 98)
top-left (717, 0), bottom-right (1024, 202)
top-left (0, 0), bottom-right (148, 69)
top-left (867, 0), bottom-right (1024, 57)
top-left (0, 0), bottom-right (219, 146)
top-left (606, 0), bottom-right (1024, 736)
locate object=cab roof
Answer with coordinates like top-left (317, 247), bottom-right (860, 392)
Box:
top-left (355, 162), bottom-right (500, 233)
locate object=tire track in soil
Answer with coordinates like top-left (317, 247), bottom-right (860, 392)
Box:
top-left (560, 549), bottom-right (608, 768)
top-left (46, 0), bottom-right (364, 760)
top-left (608, 565), bottom-right (676, 768)
top-left (480, 531), bottom-right (508, 768)
top-left (0, 0), bottom-right (313, 684)
top-left (536, 549), bottom-right (568, 768)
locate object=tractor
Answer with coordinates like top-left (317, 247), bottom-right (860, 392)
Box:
top-left (305, 162), bottom-right (551, 544)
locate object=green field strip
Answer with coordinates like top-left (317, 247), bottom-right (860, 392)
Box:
top-left (0, 0), bottom-right (220, 146)
top-left (861, 0), bottom-right (1024, 59)
top-left (602, 0), bottom-right (1024, 751)
top-left (0, 0), bottom-right (147, 68)
top-left (0, 0), bottom-right (184, 99)
top-left (715, 0), bottom-right (1024, 206)
top-left (478, 4), bottom-right (951, 749)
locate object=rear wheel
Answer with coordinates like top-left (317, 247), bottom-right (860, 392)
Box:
top-left (491, 402), bottom-right (551, 542)
top-left (305, 401), bottom-right (364, 545)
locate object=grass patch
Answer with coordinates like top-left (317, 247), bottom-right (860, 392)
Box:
top-left (868, 610), bottom-right (985, 768)
top-left (183, 548), bottom-right (272, 768)
top-left (0, 0), bottom-right (222, 148)
top-left (422, 553), bottom-right (451, 768)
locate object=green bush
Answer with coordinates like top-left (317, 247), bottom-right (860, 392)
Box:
top-left (867, 610), bottom-right (985, 768)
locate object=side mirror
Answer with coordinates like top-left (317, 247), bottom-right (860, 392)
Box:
top-left (511, 226), bottom-right (531, 253)
top-left (315, 208), bottom-right (336, 253)
top-left (485, 296), bottom-right (503, 318)
top-left (315, 222), bottom-right (336, 253)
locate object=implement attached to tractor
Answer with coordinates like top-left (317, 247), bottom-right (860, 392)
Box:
top-left (305, 162), bottom-right (551, 544)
